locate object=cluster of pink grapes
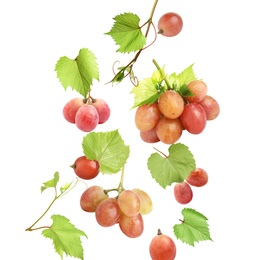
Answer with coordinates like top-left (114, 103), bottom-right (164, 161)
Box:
top-left (80, 186), bottom-right (153, 238)
top-left (174, 168), bottom-right (208, 204)
top-left (135, 79), bottom-right (220, 145)
top-left (63, 97), bottom-right (111, 132)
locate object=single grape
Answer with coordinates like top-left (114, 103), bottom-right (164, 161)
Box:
top-left (186, 168), bottom-right (208, 187)
top-left (155, 117), bottom-right (183, 144)
top-left (149, 229), bottom-right (176, 260)
top-left (63, 98), bottom-right (85, 123)
top-left (132, 188), bottom-right (153, 215)
top-left (186, 80), bottom-right (208, 103)
top-left (80, 186), bottom-right (108, 212)
top-left (179, 103), bottom-right (206, 134)
top-left (71, 156), bottom-right (100, 180)
top-left (135, 103), bottom-right (161, 131)
top-left (198, 95), bottom-right (220, 120)
top-left (119, 213), bottom-right (144, 238)
top-left (140, 127), bottom-right (160, 143)
top-left (95, 198), bottom-right (121, 227)
top-left (75, 104), bottom-right (99, 132)
top-left (158, 90), bottom-right (184, 119)
top-left (117, 190), bottom-right (141, 217)
top-left (174, 182), bottom-right (193, 204)
top-left (157, 12), bottom-right (183, 37)
top-left (89, 98), bottom-right (111, 124)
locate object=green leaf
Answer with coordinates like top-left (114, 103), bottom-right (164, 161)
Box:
top-left (55, 48), bottom-right (99, 97)
top-left (130, 78), bottom-right (162, 108)
top-left (173, 208), bottom-right (213, 246)
top-left (105, 13), bottom-right (146, 53)
top-left (42, 215), bottom-right (87, 260)
top-left (168, 64), bottom-right (197, 90)
top-left (147, 143), bottom-right (196, 188)
top-left (178, 84), bottom-right (194, 98)
top-left (60, 181), bottom-right (73, 194)
top-left (82, 130), bottom-right (130, 174)
top-left (41, 172), bottom-right (59, 193)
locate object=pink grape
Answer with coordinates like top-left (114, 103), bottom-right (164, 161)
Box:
top-left (179, 103), bottom-right (206, 134)
top-left (95, 198), bottom-right (121, 227)
top-left (75, 104), bottom-right (99, 132)
top-left (186, 168), bottom-right (208, 187)
top-left (149, 230), bottom-right (176, 260)
top-left (132, 188), bottom-right (153, 215)
top-left (158, 90), bottom-right (184, 119)
top-left (198, 95), bottom-right (220, 120)
top-left (186, 80), bottom-right (208, 103)
top-left (119, 213), bottom-right (144, 238)
top-left (135, 103), bottom-right (161, 131)
top-left (80, 186), bottom-right (108, 212)
top-left (63, 98), bottom-right (85, 123)
top-left (156, 117), bottom-right (183, 144)
top-left (89, 98), bottom-right (111, 124)
top-left (174, 182), bottom-right (193, 204)
top-left (140, 127), bottom-right (160, 143)
top-left (157, 12), bottom-right (183, 37)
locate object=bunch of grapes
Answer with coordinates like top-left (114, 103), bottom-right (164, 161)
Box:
top-left (63, 97), bottom-right (111, 132)
top-left (135, 79), bottom-right (220, 144)
top-left (80, 186), bottom-right (153, 238)
top-left (174, 168), bottom-right (208, 204)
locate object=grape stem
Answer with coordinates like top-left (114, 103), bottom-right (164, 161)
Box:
top-left (152, 58), bottom-right (171, 89)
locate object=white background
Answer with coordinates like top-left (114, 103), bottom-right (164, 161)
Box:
top-left (1, 0), bottom-right (258, 259)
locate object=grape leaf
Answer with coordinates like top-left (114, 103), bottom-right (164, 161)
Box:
top-left (147, 143), bottom-right (196, 188)
top-left (130, 78), bottom-right (162, 108)
top-left (82, 130), bottom-right (130, 174)
top-left (42, 215), bottom-right (87, 260)
top-left (173, 208), bottom-right (213, 246)
top-left (105, 13), bottom-right (146, 53)
top-left (41, 171), bottom-right (59, 193)
top-left (168, 64), bottom-right (197, 91)
top-left (55, 48), bottom-right (99, 97)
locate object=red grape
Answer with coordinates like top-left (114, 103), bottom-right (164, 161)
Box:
top-left (63, 98), bottom-right (85, 123)
top-left (186, 168), bottom-right (208, 187)
top-left (198, 95), bottom-right (220, 120)
top-left (140, 127), bottom-right (160, 143)
top-left (75, 104), bottom-right (99, 132)
top-left (186, 80), bottom-right (208, 103)
top-left (179, 103), bottom-right (206, 134)
top-left (174, 182), bottom-right (193, 204)
top-left (71, 156), bottom-right (100, 180)
top-left (89, 98), bottom-right (111, 124)
top-left (157, 12), bottom-right (183, 37)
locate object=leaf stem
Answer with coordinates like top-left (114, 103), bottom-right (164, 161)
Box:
top-left (153, 147), bottom-right (168, 158)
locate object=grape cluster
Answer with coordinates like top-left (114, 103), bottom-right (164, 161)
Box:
top-left (174, 168), bottom-right (208, 204)
top-left (135, 79), bottom-right (220, 144)
top-left (80, 186), bottom-right (153, 238)
top-left (63, 97), bottom-right (111, 132)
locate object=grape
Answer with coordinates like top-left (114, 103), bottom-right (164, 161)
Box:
top-left (117, 190), bottom-right (141, 217)
top-left (155, 117), bottom-right (183, 144)
top-left (63, 98), bottom-right (85, 123)
top-left (158, 90), bottom-right (184, 119)
top-left (140, 127), bottom-right (160, 143)
top-left (119, 213), bottom-right (144, 238)
top-left (89, 98), bottom-right (111, 124)
top-left (149, 230), bottom-right (176, 260)
top-left (75, 104), bottom-right (99, 132)
top-left (135, 103), bottom-right (161, 131)
top-left (157, 12), bottom-right (183, 37)
top-left (186, 168), bottom-right (208, 187)
top-left (186, 80), bottom-right (208, 103)
top-left (174, 182), bottom-right (193, 204)
top-left (179, 103), bottom-right (206, 134)
top-left (95, 198), bottom-right (121, 227)
top-left (198, 95), bottom-right (220, 120)
top-left (132, 188), bottom-right (153, 215)
top-left (71, 156), bottom-right (100, 180)
top-left (80, 186), bottom-right (108, 212)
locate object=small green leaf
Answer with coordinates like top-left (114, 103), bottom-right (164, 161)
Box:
top-left (42, 215), bottom-right (87, 260)
top-left (105, 13), bottom-right (146, 53)
top-left (41, 172), bottom-right (59, 193)
top-left (178, 84), bottom-right (194, 98)
top-left (151, 66), bottom-right (166, 84)
top-left (173, 208), bottom-right (213, 246)
top-left (55, 48), bottom-right (99, 97)
top-left (60, 181), bottom-right (73, 194)
top-left (82, 130), bottom-right (130, 174)
top-left (147, 143), bottom-right (196, 188)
